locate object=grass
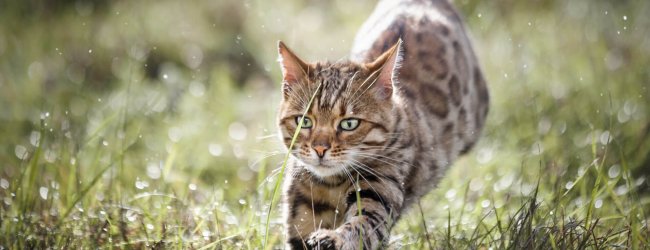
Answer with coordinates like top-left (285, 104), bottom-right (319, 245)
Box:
top-left (1, 0), bottom-right (649, 249)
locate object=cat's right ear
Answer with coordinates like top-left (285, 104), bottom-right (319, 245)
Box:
top-left (364, 39), bottom-right (404, 100)
top-left (278, 41), bottom-right (310, 88)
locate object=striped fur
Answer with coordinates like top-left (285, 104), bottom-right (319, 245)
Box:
top-left (278, 0), bottom-right (488, 249)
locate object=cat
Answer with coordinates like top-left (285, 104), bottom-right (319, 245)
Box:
top-left (276, 0), bottom-right (489, 249)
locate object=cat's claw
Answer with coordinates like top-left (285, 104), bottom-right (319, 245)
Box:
top-left (306, 229), bottom-right (341, 250)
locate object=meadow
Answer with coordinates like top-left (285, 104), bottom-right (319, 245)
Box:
top-left (0, 0), bottom-right (649, 248)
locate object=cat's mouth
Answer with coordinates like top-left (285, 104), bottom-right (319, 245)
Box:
top-left (299, 157), bottom-right (347, 177)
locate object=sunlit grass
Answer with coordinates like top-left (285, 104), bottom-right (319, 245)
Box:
top-left (1, 0), bottom-right (649, 249)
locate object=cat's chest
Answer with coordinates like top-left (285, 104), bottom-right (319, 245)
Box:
top-left (306, 181), bottom-right (349, 208)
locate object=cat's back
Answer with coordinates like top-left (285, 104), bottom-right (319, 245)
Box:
top-left (351, 0), bottom-right (488, 145)
top-left (351, 0), bottom-right (478, 89)
top-left (351, 0), bottom-right (462, 64)
top-left (351, 0), bottom-right (489, 200)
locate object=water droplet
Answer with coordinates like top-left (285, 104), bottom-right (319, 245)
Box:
top-left (126, 210), bottom-right (137, 221)
top-left (146, 224), bottom-right (154, 230)
top-left (481, 200), bottom-right (491, 208)
top-left (615, 185), bottom-right (628, 195)
top-left (189, 183), bottom-right (197, 191)
top-left (146, 162), bottom-right (162, 179)
top-left (565, 181), bottom-right (574, 190)
top-left (168, 127), bottom-right (182, 142)
top-left (102, 140), bottom-right (109, 146)
top-left (232, 144), bottom-right (245, 159)
top-left (469, 178), bottom-right (484, 191)
top-left (623, 15), bottom-right (627, 21)
top-left (445, 189), bottom-right (456, 200)
top-left (238, 199), bottom-right (246, 205)
top-left (208, 143), bottom-right (223, 157)
top-left (0, 179), bottom-right (8, 189)
top-left (530, 141), bottom-right (544, 155)
top-left (477, 13), bottom-right (482, 18)
top-left (88, 49), bottom-right (93, 54)
top-left (30, 131), bottom-right (41, 146)
top-left (600, 130), bottom-right (612, 145)
top-left (163, 74), bottom-right (168, 79)
top-left (39, 187), bottom-right (49, 200)
top-left (44, 149), bottom-right (57, 163)
top-left (594, 199), bottom-right (603, 209)
top-left (476, 148), bottom-right (493, 164)
top-left (135, 178), bottom-right (149, 189)
top-left (228, 122), bottom-right (248, 141)
top-left (14, 145), bottom-right (28, 160)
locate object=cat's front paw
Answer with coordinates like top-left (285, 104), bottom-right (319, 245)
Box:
top-left (306, 229), bottom-right (342, 250)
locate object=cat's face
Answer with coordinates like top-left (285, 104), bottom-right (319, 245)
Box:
top-left (277, 41), bottom-right (403, 177)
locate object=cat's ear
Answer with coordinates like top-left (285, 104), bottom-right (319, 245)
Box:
top-left (365, 39), bottom-right (404, 99)
top-left (278, 41), bottom-right (310, 86)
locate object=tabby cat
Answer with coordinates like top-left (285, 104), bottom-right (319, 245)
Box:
top-left (276, 0), bottom-right (489, 249)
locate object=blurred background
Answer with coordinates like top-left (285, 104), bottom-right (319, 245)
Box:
top-left (1, 0), bottom-right (649, 248)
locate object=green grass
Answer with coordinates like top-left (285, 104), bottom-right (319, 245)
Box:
top-left (1, 0), bottom-right (649, 249)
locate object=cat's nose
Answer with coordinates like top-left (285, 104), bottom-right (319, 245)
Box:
top-left (312, 145), bottom-right (330, 158)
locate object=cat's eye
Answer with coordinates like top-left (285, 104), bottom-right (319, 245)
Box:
top-left (295, 116), bottom-right (313, 129)
top-left (339, 118), bottom-right (360, 131)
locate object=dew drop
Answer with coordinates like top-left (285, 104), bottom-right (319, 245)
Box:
top-left (445, 189), bottom-right (457, 200)
top-left (594, 199), bottom-right (603, 209)
top-left (14, 145), bottom-right (28, 160)
top-left (208, 143), bottom-right (223, 157)
top-left (608, 164), bottom-right (620, 178)
top-left (565, 181), bottom-right (574, 190)
top-left (228, 122), bottom-right (248, 141)
top-left (135, 178), bottom-right (149, 189)
top-left (188, 183), bottom-right (197, 191)
top-left (126, 210), bottom-right (137, 221)
top-left (0, 179), bottom-right (8, 189)
top-left (30, 131), bottom-right (41, 146)
top-left (39, 187), bottom-right (49, 200)
top-left (146, 162), bottom-right (161, 179)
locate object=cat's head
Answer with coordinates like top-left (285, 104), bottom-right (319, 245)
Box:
top-left (276, 40), bottom-right (404, 178)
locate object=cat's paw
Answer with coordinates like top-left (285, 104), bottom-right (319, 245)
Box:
top-left (306, 229), bottom-right (341, 250)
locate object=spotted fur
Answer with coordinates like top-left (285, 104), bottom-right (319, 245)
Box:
top-left (277, 0), bottom-right (488, 249)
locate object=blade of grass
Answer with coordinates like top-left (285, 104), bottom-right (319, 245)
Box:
top-left (263, 82), bottom-right (322, 249)
top-left (355, 174), bottom-right (364, 250)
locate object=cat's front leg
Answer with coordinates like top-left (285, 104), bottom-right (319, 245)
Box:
top-left (307, 179), bottom-right (404, 250)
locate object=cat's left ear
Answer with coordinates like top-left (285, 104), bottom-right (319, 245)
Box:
top-left (277, 41), bottom-right (310, 86)
top-left (365, 39), bottom-right (404, 99)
